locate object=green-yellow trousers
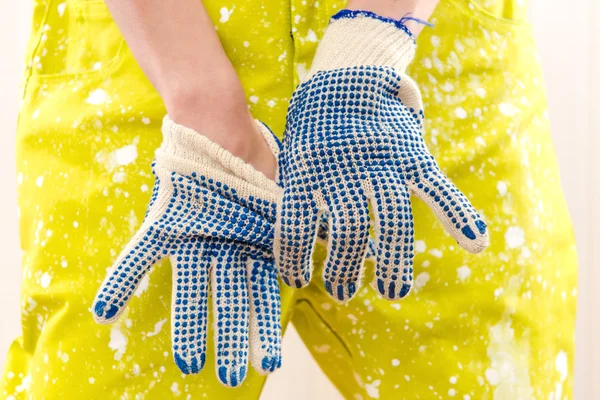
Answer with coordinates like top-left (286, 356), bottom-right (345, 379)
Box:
top-left (2, 0), bottom-right (577, 398)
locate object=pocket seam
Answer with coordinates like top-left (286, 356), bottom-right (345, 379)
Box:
top-left (27, 0), bottom-right (127, 85)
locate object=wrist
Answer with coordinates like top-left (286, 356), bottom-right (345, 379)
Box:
top-left (346, 0), bottom-right (438, 36)
top-left (164, 69), bottom-right (247, 124)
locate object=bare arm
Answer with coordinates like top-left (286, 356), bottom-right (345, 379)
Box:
top-left (103, 0), bottom-right (438, 179)
top-left (347, 0), bottom-right (440, 36)
top-left (103, 0), bottom-right (277, 178)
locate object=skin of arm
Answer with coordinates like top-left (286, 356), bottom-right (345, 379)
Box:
top-left (103, 0), bottom-right (278, 178)
top-left (103, 0), bottom-right (439, 179)
top-left (347, 0), bottom-right (440, 36)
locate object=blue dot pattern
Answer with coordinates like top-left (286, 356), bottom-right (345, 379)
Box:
top-left (92, 161), bottom-right (282, 387)
top-left (276, 65), bottom-right (488, 302)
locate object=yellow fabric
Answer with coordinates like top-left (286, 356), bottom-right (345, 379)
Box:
top-left (2, 0), bottom-right (577, 399)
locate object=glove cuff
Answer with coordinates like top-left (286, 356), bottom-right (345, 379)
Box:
top-left (157, 116), bottom-right (281, 200)
top-left (305, 10), bottom-right (416, 82)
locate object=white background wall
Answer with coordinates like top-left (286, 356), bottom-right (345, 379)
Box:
top-left (0, 1), bottom-right (598, 399)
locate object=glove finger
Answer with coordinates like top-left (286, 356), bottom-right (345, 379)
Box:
top-left (247, 257), bottom-right (282, 375)
top-left (409, 166), bottom-right (489, 253)
top-left (323, 190), bottom-right (371, 302)
top-left (370, 172), bottom-right (415, 300)
top-left (171, 238), bottom-right (210, 375)
top-left (92, 224), bottom-right (166, 323)
top-left (211, 247), bottom-right (250, 387)
top-left (275, 184), bottom-right (322, 288)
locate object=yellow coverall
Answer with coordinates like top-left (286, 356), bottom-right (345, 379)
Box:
top-left (2, 0), bottom-right (577, 398)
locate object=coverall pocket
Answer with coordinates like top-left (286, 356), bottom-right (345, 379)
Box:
top-left (26, 0), bottom-right (126, 83)
top-left (451, 0), bottom-right (532, 32)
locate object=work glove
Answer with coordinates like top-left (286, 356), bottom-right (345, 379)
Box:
top-left (92, 116), bottom-right (282, 387)
top-left (275, 10), bottom-right (489, 303)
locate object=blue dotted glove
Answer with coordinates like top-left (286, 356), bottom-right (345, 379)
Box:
top-left (92, 117), bottom-right (283, 387)
top-left (275, 10), bottom-right (489, 302)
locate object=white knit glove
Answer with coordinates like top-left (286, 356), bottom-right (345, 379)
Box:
top-left (275, 10), bottom-right (489, 302)
top-left (92, 116), bottom-right (282, 387)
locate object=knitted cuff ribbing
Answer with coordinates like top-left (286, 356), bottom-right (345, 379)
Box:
top-left (157, 116), bottom-right (281, 202)
top-left (305, 10), bottom-right (416, 81)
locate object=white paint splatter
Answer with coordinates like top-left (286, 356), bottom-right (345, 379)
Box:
top-left (114, 144), bottom-right (138, 167)
top-left (249, 95), bottom-right (259, 104)
top-left (306, 29), bottom-right (318, 42)
top-left (391, 359), bottom-right (400, 367)
top-left (26, 298), bottom-right (37, 313)
top-left (57, 2), bottom-right (66, 17)
top-left (499, 102), bottom-right (518, 117)
top-left (476, 87), bottom-right (486, 97)
top-left (441, 82), bottom-right (454, 92)
top-left (88, 377), bottom-right (95, 384)
top-left (413, 272), bottom-right (430, 292)
top-left (146, 318), bottom-right (168, 337)
top-left (505, 226), bottom-right (525, 249)
top-left (141, 117), bottom-right (151, 125)
top-left (36, 176), bottom-right (44, 188)
top-left (86, 89), bottom-right (108, 105)
top-left (429, 249), bottom-right (443, 258)
top-left (134, 274), bottom-right (150, 297)
top-left (219, 7), bottom-right (234, 23)
top-left (414, 240), bottom-right (426, 253)
top-left (313, 344), bottom-right (330, 353)
top-left (555, 351), bottom-right (568, 380)
top-left (455, 107), bottom-right (468, 119)
top-left (486, 276), bottom-right (533, 398)
top-left (109, 324), bottom-right (127, 360)
top-left (448, 388), bottom-right (457, 397)
top-left (457, 266), bottom-right (471, 281)
top-left (40, 273), bottom-right (51, 289)
top-left (552, 351), bottom-right (569, 399)
top-left (485, 368), bottom-right (499, 385)
top-left (59, 351), bottom-right (69, 362)
top-left (365, 379), bottom-right (381, 399)
top-left (171, 382), bottom-right (180, 395)
top-left (296, 63), bottom-right (308, 81)
top-left (422, 57), bottom-right (433, 69)
top-left (112, 171), bottom-right (126, 183)
top-left (497, 181), bottom-right (507, 196)
top-left (15, 375), bottom-right (31, 393)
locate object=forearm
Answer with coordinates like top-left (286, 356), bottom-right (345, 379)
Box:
top-left (346, 0), bottom-right (439, 36)
top-left (103, 0), bottom-right (276, 177)
top-left (105, 0), bottom-right (243, 119)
